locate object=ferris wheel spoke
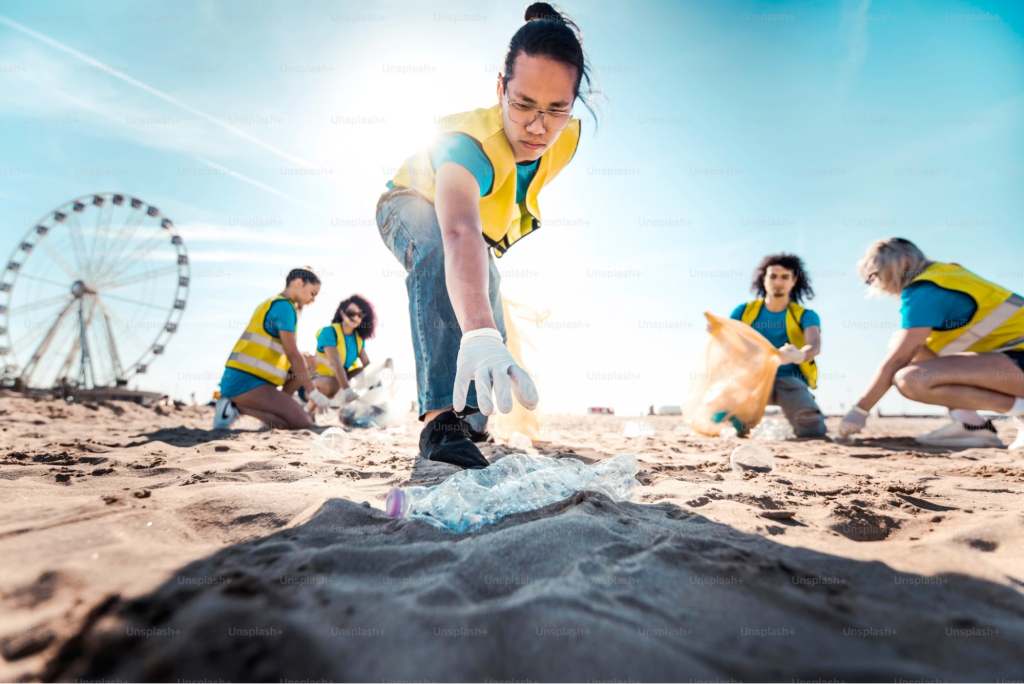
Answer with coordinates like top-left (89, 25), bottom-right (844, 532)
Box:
top-left (19, 298), bottom-right (76, 386)
top-left (91, 208), bottom-right (146, 281)
top-left (37, 240), bottom-right (80, 280)
top-left (96, 264), bottom-right (180, 290)
top-left (65, 214), bottom-right (91, 279)
top-left (15, 272), bottom-right (72, 289)
top-left (86, 201), bottom-right (114, 280)
top-left (97, 229), bottom-right (171, 284)
top-left (9, 293), bottom-right (74, 316)
top-left (95, 291), bottom-right (169, 311)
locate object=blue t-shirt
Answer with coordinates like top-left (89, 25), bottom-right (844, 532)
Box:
top-left (730, 302), bottom-right (821, 381)
top-left (220, 299), bottom-right (297, 398)
top-left (900, 282), bottom-right (977, 330)
top-left (408, 133), bottom-right (539, 203)
top-left (316, 326), bottom-right (361, 370)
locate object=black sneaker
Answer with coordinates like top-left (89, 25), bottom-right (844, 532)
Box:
top-left (419, 410), bottom-right (490, 469)
top-left (462, 412), bottom-right (492, 443)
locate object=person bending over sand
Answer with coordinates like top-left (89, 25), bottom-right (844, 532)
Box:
top-left (376, 3), bottom-right (594, 468)
top-left (213, 267), bottom-right (329, 430)
top-left (729, 253), bottom-right (826, 438)
top-left (305, 294), bottom-right (392, 418)
top-left (839, 238), bottom-right (1024, 450)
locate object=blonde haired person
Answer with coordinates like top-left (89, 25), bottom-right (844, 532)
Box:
top-left (839, 238), bottom-right (1024, 449)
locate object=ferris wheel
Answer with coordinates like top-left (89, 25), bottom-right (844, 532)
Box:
top-left (0, 193), bottom-right (189, 390)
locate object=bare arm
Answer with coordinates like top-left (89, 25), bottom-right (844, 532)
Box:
top-left (801, 325), bottom-right (821, 361)
top-left (433, 162), bottom-right (496, 332)
top-left (854, 327), bottom-right (931, 411)
top-left (279, 330), bottom-right (314, 393)
top-left (325, 346), bottom-right (350, 390)
top-left (359, 349), bottom-right (370, 367)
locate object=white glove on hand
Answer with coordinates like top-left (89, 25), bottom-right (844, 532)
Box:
top-left (838, 406), bottom-right (869, 437)
top-left (779, 344), bottom-right (806, 365)
top-left (309, 389), bottom-right (331, 413)
top-left (339, 388), bottom-right (358, 405)
top-left (453, 328), bottom-right (538, 416)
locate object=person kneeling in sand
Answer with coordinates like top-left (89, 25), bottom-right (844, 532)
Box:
top-left (213, 267), bottom-right (330, 431)
top-left (839, 238), bottom-right (1024, 449)
top-left (729, 253), bottom-right (826, 438)
top-left (375, 3), bottom-right (593, 468)
top-left (305, 295), bottom-right (391, 418)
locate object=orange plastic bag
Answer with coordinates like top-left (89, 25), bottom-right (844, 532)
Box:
top-left (688, 312), bottom-right (781, 437)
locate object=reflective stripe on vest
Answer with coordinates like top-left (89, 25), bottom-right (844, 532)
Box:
top-left (238, 331), bottom-right (285, 356)
top-left (939, 293), bottom-right (1024, 356)
top-left (314, 324), bottom-right (363, 378)
top-left (227, 351), bottom-right (289, 382)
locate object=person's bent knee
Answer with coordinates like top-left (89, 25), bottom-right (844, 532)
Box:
top-left (894, 365), bottom-right (929, 399)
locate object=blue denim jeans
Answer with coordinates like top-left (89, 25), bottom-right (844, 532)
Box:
top-left (376, 188), bottom-right (506, 419)
top-left (771, 375), bottom-right (827, 437)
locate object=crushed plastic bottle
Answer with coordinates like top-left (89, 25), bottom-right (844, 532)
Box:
top-left (312, 427), bottom-right (348, 459)
top-left (385, 453), bottom-right (638, 533)
top-left (622, 421), bottom-right (655, 438)
top-left (750, 416), bottom-right (795, 442)
top-left (730, 444), bottom-right (774, 474)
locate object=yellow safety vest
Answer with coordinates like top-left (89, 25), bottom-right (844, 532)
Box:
top-left (741, 299), bottom-right (819, 389)
top-left (224, 296), bottom-right (297, 386)
top-left (909, 262), bottom-right (1024, 356)
top-left (314, 323), bottom-right (364, 378)
top-left (391, 104), bottom-right (581, 257)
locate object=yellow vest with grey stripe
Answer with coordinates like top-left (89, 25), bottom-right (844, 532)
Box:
top-left (224, 296), bottom-right (296, 386)
top-left (314, 324), bottom-right (363, 378)
top-left (909, 262), bottom-right (1024, 356)
top-left (741, 300), bottom-right (819, 389)
top-left (390, 104), bottom-right (581, 257)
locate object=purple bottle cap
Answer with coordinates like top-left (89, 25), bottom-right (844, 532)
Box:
top-left (385, 488), bottom-right (407, 518)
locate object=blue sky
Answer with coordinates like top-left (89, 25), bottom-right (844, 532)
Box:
top-left (0, 0), bottom-right (1021, 415)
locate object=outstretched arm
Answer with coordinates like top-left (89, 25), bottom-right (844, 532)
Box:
top-left (853, 327), bottom-right (931, 411)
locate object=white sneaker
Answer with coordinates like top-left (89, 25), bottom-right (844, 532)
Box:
top-left (1008, 417), bottom-right (1024, 451)
top-left (915, 419), bottom-right (1004, 448)
top-left (213, 397), bottom-right (240, 430)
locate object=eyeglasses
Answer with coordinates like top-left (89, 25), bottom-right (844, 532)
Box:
top-left (503, 91), bottom-right (572, 130)
top-left (344, 308), bottom-right (363, 319)
top-left (864, 271), bottom-right (879, 286)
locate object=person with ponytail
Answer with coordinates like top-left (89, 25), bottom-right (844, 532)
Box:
top-left (213, 267), bottom-right (330, 431)
top-left (376, 3), bottom-right (593, 468)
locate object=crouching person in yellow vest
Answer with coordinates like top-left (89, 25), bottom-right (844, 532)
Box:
top-left (306, 295), bottom-right (384, 411)
top-left (730, 253), bottom-right (826, 438)
top-left (213, 267), bottom-right (330, 430)
top-left (375, 3), bottom-right (592, 468)
top-left (839, 238), bottom-right (1024, 449)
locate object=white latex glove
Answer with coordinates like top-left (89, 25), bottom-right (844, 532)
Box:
top-left (309, 388), bottom-right (331, 413)
top-left (838, 406), bottom-right (869, 437)
top-left (453, 328), bottom-right (538, 416)
top-left (338, 387), bottom-right (358, 405)
top-left (779, 343), bottom-right (806, 365)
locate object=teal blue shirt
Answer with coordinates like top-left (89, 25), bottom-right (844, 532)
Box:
top-left (730, 303), bottom-right (820, 382)
top-left (220, 299), bottom-right (297, 398)
top-left (900, 282), bottom-right (978, 330)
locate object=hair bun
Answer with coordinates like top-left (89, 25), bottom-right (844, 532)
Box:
top-left (524, 2), bottom-right (563, 23)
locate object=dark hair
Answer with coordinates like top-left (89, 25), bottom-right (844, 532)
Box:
top-left (503, 2), bottom-right (596, 121)
top-left (332, 294), bottom-right (377, 339)
top-left (285, 266), bottom-right (320, 286)
top-left (750, 253), bottom-right (815, 304)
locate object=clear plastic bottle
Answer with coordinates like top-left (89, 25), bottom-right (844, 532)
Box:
top-left (385, 453), bottom-right (638, 533)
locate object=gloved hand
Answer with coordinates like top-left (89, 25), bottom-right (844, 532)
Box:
top-left (779, 343), bottom-right (806, 364)
top-left (838, 405), bottom-right (869, 437)
top-left (309, 388), bottom-right (331, 413)
top-left (338, 387), bottom-right (358, 405)
top-left (453, 328), bottom-right (538, 416)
